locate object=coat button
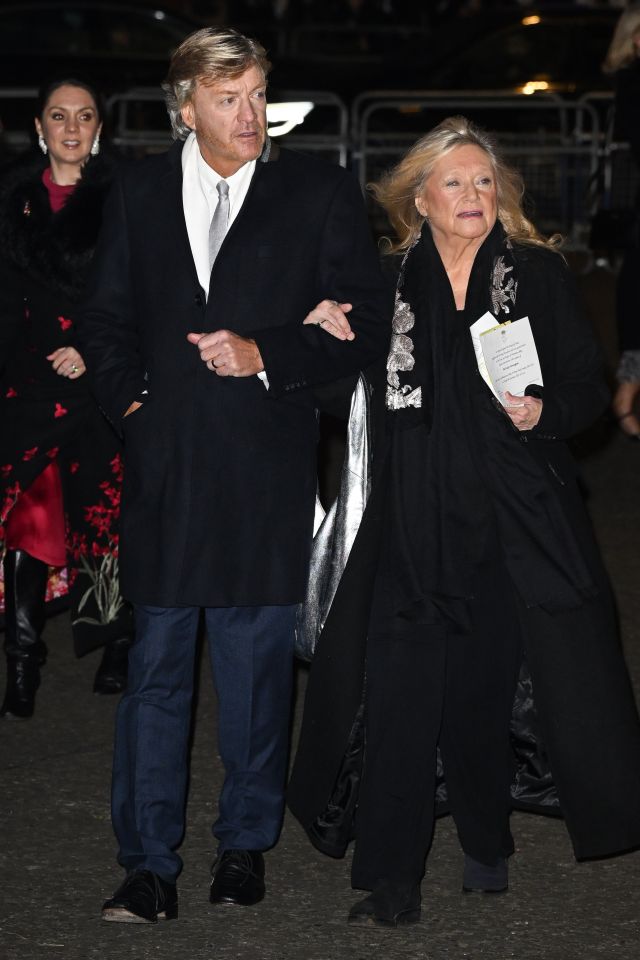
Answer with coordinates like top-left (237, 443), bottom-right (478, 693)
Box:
top-left (194, 293), bottom-right (203, 307)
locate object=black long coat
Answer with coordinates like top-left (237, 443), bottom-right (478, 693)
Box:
top-left (78, 141), bottom-right (390, 607)
top-left (288, 241), bottom-right (640, 862)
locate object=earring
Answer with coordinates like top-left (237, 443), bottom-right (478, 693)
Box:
top-left (90, 135), bottom-right (100, 157)
top-left (38, 135), bottom-right (47, 155)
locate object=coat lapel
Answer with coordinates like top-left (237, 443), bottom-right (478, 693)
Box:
top-left (157, 141), bottom-right (204, 295)
top-left (207, 139), bottom-right (282, 294)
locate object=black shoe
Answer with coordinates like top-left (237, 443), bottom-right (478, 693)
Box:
top-left (0, 657), bottom-right (41, 719)
top-left (462, 854), bottom-right (508, 894)
top-left (209, 850), bottom-right (265, 906)
top-left (348, 879), bottom-right (421, 927)
top-left (93, 636), bottom-right (132, 694)
top-left (101, 870), bottom-right (178, 923)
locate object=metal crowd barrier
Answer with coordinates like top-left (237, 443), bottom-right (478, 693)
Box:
top-left (578, 91), bottom-right (640, 220)
top-left (105, 87), bottom-right (350, 167)
top-left (0, 85), bottom-right (636, 252)
top-left (351, 90), bottom-right (604, 249)
top-left (0, 85), bottom-right (350, 167)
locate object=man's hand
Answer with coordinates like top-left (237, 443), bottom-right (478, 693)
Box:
top-left (187, 330), bottom-right (265, 377)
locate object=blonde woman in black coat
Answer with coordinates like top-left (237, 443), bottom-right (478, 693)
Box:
top-left (292, 116), bottom-right (640, 930)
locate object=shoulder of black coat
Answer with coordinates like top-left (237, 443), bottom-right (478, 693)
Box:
top-left (511, 240), bottom-right (568, 280)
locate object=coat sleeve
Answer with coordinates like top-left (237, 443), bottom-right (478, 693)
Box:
top-left (249, 173), bottom-right (393, 398)
top-left (530, 256), bottom-right (609, 441)
top-left (76, 174), bottom-right (147, 435)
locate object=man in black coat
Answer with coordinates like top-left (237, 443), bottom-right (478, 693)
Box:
top-left (78, 26), bottom-right (389, 924)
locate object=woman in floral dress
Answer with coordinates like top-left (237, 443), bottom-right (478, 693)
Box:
top-left (0, 77), bottom-right (132, 718)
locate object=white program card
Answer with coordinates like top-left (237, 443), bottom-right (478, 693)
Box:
top-left (480, 316), bottom-right (543, 406)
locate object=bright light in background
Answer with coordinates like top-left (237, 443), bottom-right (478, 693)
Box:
top-left (267, 101), bottom-right (314, 137)
top-left (522, 15), bottom-right (541, 26)
top-left (520, 80), bottom-right (550, 95)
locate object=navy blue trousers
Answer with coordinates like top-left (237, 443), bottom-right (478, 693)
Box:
top-left (111, 603), bottom-right (296, 882)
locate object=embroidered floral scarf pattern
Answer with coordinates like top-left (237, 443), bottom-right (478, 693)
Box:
top-left (386, 237), bottom-right (519, 413)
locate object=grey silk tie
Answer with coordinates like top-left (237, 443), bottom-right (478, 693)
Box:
top-left (208, 180), bottom-right (230, 270)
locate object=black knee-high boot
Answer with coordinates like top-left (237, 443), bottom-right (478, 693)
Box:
top-left (1, 549), bottom-right (49, 718)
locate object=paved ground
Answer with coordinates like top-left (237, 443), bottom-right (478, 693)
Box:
top-left (1, 263), bottom-right (639, 960)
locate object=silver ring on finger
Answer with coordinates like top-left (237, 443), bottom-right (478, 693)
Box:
top-left (70, 363), bottom-right (78, 374)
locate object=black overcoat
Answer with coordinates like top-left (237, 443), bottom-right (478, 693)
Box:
top-left (77, 141), bottom-right (390, 607)
top-left (288, 242), bottom-right (640, 862)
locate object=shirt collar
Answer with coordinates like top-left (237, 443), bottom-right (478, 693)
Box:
top-left (195, 144), bottom-right (256, 199)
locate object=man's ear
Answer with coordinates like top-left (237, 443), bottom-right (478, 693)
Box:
top-left (181, 101), bottom-right (195, 131)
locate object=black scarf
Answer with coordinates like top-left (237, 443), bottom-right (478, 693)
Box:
top-left (373, 221), bottom-right (597, 639)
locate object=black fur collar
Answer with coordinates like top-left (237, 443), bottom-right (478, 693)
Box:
top-left (0, 150), bottom-right (116, 301)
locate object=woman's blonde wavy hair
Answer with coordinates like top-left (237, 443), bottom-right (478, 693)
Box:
top-left (603, 3), bottom-right (640, 75)
top-left (369, 115), bottom-right (560, 254)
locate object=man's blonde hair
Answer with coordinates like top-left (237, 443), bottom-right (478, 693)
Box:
top-left (163, 27), bottom-right (271, 140)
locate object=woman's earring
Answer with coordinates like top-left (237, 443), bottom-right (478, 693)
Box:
top-left (38, 135), bottom-right (47, 155)
top-left (90, 135), bottom-right (100, 157)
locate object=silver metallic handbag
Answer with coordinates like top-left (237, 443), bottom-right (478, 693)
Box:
top-left (295, 374), bottom-right (372, 660)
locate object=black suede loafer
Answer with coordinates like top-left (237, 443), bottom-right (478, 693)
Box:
top-left (209, 850), bottom-right (265, 906)
top-left (101, 869), bottom-right (178, 923)
top-left (462, 854), bottom-right (508, 894)
top-left (348, 880), bottom-right (421, 928)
